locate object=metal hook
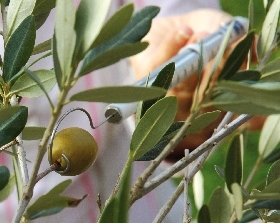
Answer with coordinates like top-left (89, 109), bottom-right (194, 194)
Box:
top-left (48, 107), bottom-right (116, 174)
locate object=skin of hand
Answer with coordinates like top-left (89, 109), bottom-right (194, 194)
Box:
top-left (130, 9), bottom-right (265, 161)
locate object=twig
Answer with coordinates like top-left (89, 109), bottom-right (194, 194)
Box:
top-left (35, 162), bottom-right (60, 183)
top-left (0, 139), bottom-right (18, 152)
top-left (142, 114), bottom-right (252, 197)
top-left (183, 149), bottom-right (190, 223)
top-left (152, 180), bottom-right (184, 223)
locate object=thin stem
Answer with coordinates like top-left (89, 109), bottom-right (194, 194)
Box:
top-left (152, 180), bottom-right (184, 223)
top-left (0, 139), bottom-right (18, 152)
top-left (35, 162), bottom-right (60, 183)
top-left (243, 156), bottom-right (263, 190)
top-left (142, 114), bottom-right (252, 197)
top-left (183, 150), bottom-right (190, 223)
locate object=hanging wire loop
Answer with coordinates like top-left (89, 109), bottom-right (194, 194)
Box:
top-left (48, 107), bottom-right (116, 174)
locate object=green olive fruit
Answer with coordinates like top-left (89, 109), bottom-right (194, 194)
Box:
top-left (49, 127), bottom-right (98, 176)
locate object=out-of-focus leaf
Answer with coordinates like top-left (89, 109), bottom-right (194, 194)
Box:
top-left (208, 90), bottom-right (280, 115)
top-left (139, 63), bottom-right (175, 118)
top-left (197, 204), bottom-right (211, 223)
top-left (257, 0), bottom-right (280, 60)
top-left (253, 199), bottom-right (280, 210)
top-left (79, 6), bottom-right (160, 76)
top-left (32, 39), bottom-right (51, 55)
top-left (266, 160), bottom-right (280, 187)
top-left (225, 134), bottom-right (243, 193)
top-left (227, 70), bottom-right (261, 82)
top-left (261, 178), bottom-right (280, 193)
top-left (0, 166), bottom-right (10, 191)
top-left (261, 58), bottom-right (280, 82)
top-left (231, 183), bottom-right (243, 220)
top-left (74, 0), bottom-right (111, 60)
top-left (32, 0), bottom-right (55, 16)
top-left (136, 122), bottom-right (183, 161)
top-left (79, 42), bottom-right (148, 75)
top-left (263, 212), bottom-right (280, 222)
top-left (0, 174), bottom-right (15, 202)
top-left (130, 97), bottom-right (177, 160)
top-left (3, 15), bottom-right (36, 83)
top-left (238, 209), bottom-right (259, 223)
top-left (91, 3), bottom-right (133, 49)
top-left (0, 106), bottom-right (28, 147)
top-left (208, 187), bottom-right (231, 223)
top-left (263, 146), bottom-right (280, 163)
top-left (26, 180), bottom-right (86, 220)
top-left (52, 34), bottom-right (62, 90)
top-left (212, 81), bottom-right (280, 113)
top-left (70, 86), bottom-right (166, 103)
top-left (54, 0), bottom-right (76, 82)
top-left (259, 115), bottom-right (280, 159)
top-left (22, 126), bottom-right (46, 140)
top-left (34, 11), bottom-right (50, 30)
top-left (10, 69), bottom-right (56, 97)
top-left (6, 0), bottom-right (36, 38)
top-left (187, 111), bottom-right (221, 135)
top-left (219, 31), bottom-right (255, 80)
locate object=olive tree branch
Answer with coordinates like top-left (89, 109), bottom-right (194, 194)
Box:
top-left (142, 114), bottom-right (252, 198)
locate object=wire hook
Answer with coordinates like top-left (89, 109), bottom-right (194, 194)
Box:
top-left (48, 107), bottom-right (116, 174)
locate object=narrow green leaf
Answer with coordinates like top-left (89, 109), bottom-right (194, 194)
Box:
top-left (225, 134), bottom-right (243, 193)
top-left (32, 0), bottom-right (56, 16)
top-left (74, 0), bottom-right (111, 60)
top-left (70, 86), bottom-right (166, 103)
top-left (130, 97), bottom-right (177, 160)
top-left (80, 6), bottom-right (159, 76)
top-left (231, 183), bottom-right (243, 220)
top-left (261, 58), bottom-right (280, 82)
top-left (208, 90), bottom-right (280, 115)
top-left (0, 174), bottom-right (15, 202)
top-left (219, 31), bottom-right (255, 80)
top-left (10, 69), bottom-right (56, 98)
top-left (26, 180), bottom-right (74, 220)
top-left (6, 0), bottom-right (36, 38)
top-left (198, 204), bottom-right (211, 223)
top-left (187, 111), bottom-right (221, 135)
top-left (22, 126), bottom-right (46, 140)
top-left (257, 0), bottom-right (280, 59)
top-left (55, 0), bottom-right (76, 81)
top-left (261, 178), bottom-right (280, 193)
top-left (136, 122), bottom-right (184, 161)
top-left (0, 106), bottom-right (28, 147)
top-left (213, 81), bottom-right (280, 113)
top-left (227, 70), bottom-right (261, 82)
top-left (266, 160), bottom-right (280, 187)
top-left (253, 199), bottom-right (280, 210)
top-left (3, 15), bottom-right (36, 83)
top-left (263, 146), bottom-right (280, 163)
top-left (139, 63), bottom-right (175, 118)
top-left (52, 34), bottom-right (62, 90)
top-left (32, 39), bottom-right (51, 55)
top-left (208, 187), bottom-right (231, 223)
top-left (12, 156), bottom-right (22, 201)
top-left (238, 209), bottom-right (259, 223)
top-left (259, 115), bottom-right (280, 159)
top-left (0, 166), bottom-right (10, 191)
top-left (91, 3), bottom-right (133, 49)
top-left (79, 42), bottom-right (148, 76)
top-left (97, 197), bottom-right (119, 223)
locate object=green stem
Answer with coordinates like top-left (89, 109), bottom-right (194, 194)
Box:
top-left (243, 156), bottom-right (263, 190)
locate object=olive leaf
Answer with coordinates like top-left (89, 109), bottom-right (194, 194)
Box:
top-left (225, 134), bottom-right (243, 193)
top-left (266, 160), bottom-right (280, 186)
top-left (197, 205), bottom-right (211, 223)
top-left (70, 86), bottom-right (166, 103)
top-left (130, 96), bottom-right (177, 161)
top-left (261, 57), bottom-right (280, 82)
top-left (79, 6), bottom-right (160, 76)
top-left (22, 126), bottom-right (46, 140)
top-left (6, 0), bottom-right (36, 38)
top-left (26, 180), bottom-right (87, 220)
top-left (74, 0), bottom-right (112, 60)
top-left (32, 0), bottom-right (56, 29)
top-left (32, 39), bottom-right (51, 55)
top-left (3, 15), bottom-right (36, 83)
top-left (0, 166), bottom-right (10, 191)
top-left (0, 106), bottom-right (28, 147)
top-left (0, 174), bottom-right (15, 202)
top-left (10, 69), bottom-right (56, 98)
